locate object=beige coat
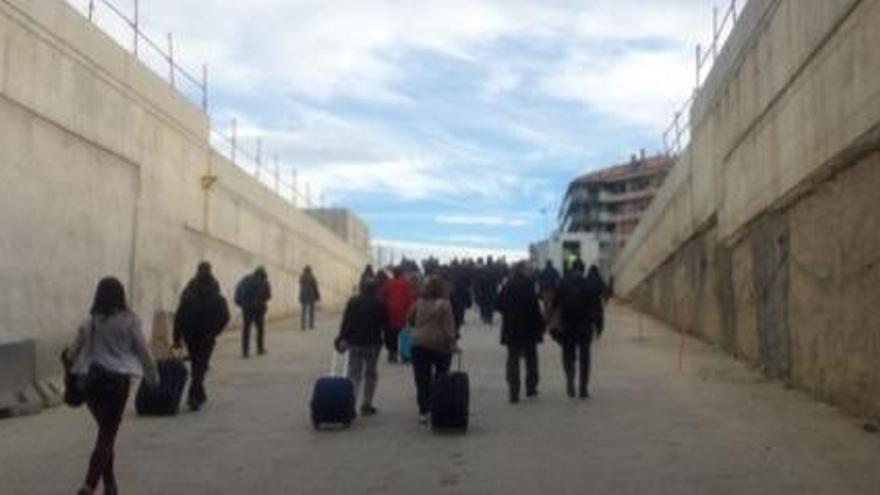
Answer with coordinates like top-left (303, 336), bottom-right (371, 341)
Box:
top-left (409, 298), bottom-right (457, 354)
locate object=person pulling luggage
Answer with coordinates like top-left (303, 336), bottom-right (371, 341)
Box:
top-left (235, 266), bottom-right (272, 358)
top-left (173, 262), bottom-right (230, 411)
top-left (334, 279), bottom-right (388, 416)
top-left (408, 276), bottom-right (459, 426)
top-left (66, 277), bottom-right (159, 495)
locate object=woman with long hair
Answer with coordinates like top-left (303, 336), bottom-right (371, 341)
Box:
top-left (408, 276), bottom-right (458, 425)
top-left (67, 277), bottom-right (158, 495)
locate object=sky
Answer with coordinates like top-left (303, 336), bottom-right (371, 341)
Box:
top-left (68, 0), bottom-right (721, 262)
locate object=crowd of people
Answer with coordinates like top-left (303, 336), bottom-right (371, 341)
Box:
top-left (62, 255), bottom-right (607, 494)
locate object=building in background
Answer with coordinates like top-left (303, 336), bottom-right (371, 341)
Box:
top-left (558, 151), bottom-right (674, 274)
top-left (306, 208), bottom-right (371, 256)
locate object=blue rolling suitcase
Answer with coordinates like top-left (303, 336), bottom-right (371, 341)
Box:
top-left (398, 327), bottom-right (413, 363)
top-left (135, 358), bottom-right (188, 416)
top-left (310, 352), bottom-right (356, 429)
top-left (431, 354), bottom-right (469, 432)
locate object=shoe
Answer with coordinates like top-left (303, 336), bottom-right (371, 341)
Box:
top-left (104, 483), bottom-right (118, 495)
top-left (579, 390), bottom-right (589, 399)
top-left (388, 354), bottom-right (399, 364)
top-left (526, 390), bottom-right (539, 398)
top-left (418, 414), bottom-right (429, 426)
top-left (242, 353), bottom-right (250, 359)
top-left (509, 395), bottom-right (520, 404)
top-left (566, 384), bottom-right (575, 398)
top-left (77, 487), bottom-right (93, 495)
top-left (360, 405), bottom-right (378, 416)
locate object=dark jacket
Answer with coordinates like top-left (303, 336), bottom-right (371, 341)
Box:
top-left (337, 294), bottom-right (387, 347)
top-left (299, 273), bottom-right (320, 304)
top-left (497, 272), bottom-right (544, 347)
top-left (553, 273), bottom-right (604, 339)
top-left (174, 274), bottom-right (230, 347)
top-left (236, 273), bottom-right (271, 313)
top-left (538, 265), bottom-right (561, 292)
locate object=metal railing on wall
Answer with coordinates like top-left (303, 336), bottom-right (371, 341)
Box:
top-left (67, 0), bottom-right (322, 210)
top-left (662, 0), bottom-right (744, 155)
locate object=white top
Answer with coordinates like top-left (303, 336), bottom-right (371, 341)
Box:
top-left (69, 311), bottom-right (159, 386)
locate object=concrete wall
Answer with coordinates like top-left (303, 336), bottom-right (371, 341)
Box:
top-left (615, 0), bottom-right (880, 418)
top-left (0, 0), bottom-right (369, 413)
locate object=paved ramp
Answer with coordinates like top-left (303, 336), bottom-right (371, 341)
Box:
top-left (1, 303), bottom-right (879, 494)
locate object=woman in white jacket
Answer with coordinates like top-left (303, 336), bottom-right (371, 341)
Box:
top-left (68, 277), bottom-right (158, 495)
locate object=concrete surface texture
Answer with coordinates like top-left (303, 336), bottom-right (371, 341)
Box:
top-left (0, 0), bottom-right (369, 411)
top-left (1, 303), bottom-right (879, 494)
top-left (613, 0), bottom-right (880, 416)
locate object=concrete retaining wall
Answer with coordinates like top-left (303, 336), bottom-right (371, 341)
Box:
top-left (614, 0), bottom-right (880, 418)
top-left (0, 0), bottom-right (369, 414)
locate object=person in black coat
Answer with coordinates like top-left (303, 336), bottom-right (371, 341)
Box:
top-left (335, 280), bottom-right (388, 416)
top-left (236, 266), bottom-right (272, 357)
top-left (173, 262), bottom-right (230, 411)
top-left (553, 260), bottom-right (605, 398)
top-left (497, 262), bottom-right (545, 403)
top-left (299, 266), bottom-right (320, 331)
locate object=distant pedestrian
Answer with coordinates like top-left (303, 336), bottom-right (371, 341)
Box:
top-left (497, 262), bottom-right (545, 403)
top-left (359, 264), bottom-right (375, 294)
top-left (335, 280), bottom-right (388, 417)
top-left (383, 267), bottom-right (416, 363)
top-left (409, 276), bottom-right (459, 425)
top-left (173, 262), bottom-right (230, 411)
top-left (67, 277), bottom-right (158, 495)
top-left (473, 261), bottom-right (499, 325)
top-left (538, 260), bottom-right (562, 313)
top-left (299, 266), bottom-right (320, 331)
top-left (235, 266), bottom-right (272, 357)
top-left (553, 261), bottom-right (605, 398)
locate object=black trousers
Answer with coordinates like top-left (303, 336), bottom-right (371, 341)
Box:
top-left (84, 373), bottom-right (131, 490)
top-left (562, 334), bottom-right (592, 395)
top-left (506, 343), bottom-right (539, 399)
top-left (242, 310), bottom-right (266, 356)
top-left (411, 346), bottom-right (452, 415)
top-left (384, 327), bottom-right (400, 357)
top-left (301, 302), bottom-right (315, 330)
top-left (186, 336), bottom-right (216, 405)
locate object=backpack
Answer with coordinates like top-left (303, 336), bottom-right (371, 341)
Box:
top-left (234, 276), bottom-right (250, 307)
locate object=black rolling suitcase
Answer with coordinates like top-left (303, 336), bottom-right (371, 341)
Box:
top-left (310, 351), bottom-right (356, 429)
top-left (135, 358), bottom-right (188, 416)
top-left (431, 354), bottom-right (469, 432)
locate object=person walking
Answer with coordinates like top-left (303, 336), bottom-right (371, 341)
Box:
top-left (173, 262), bottom-right (230, 411)
top-left (334, 280), bottom-right (388, 417)
top-left (497, 262), bottom-right (545, 403)
top-left (538, 260), bottom-right (562, 313)
top-left (383, 267), bottom-right (415, 363)
top-left (299, 266), bottom-right (320, 331)
top-left (67, 277), bottom-right (159, 495)
top-left (409, 276), bottom-right (459, 425)
top-left (235, 266), bottom-right (272, 358)
top-left (358, 264), bottom-right (375, 294)
top-left (553, 260), bottom-right (605, 398)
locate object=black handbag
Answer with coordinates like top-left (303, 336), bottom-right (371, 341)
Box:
top-left (61, 348), bottom-right (86, 407)
top-left (61, 319), bottom-right (98, 408)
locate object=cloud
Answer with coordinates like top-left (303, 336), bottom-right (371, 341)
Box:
top-left (435, 214), bottom-right (532, 228)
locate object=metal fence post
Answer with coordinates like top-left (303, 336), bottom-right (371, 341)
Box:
top-left (230, 119), bottom-right (238, 164)
top-left (255, 139), bottom-right (263, 180)
top-left (732, 0), bottom-right (738, 23)
top-left (292, 169), bottom-right (298, 208)
top-left (167, 33), bottom-right (175, 88)
top-left (88, 0), bottom-right (94, 22)
top-left (695, 44), bottom-right (702, 88)
top-left (202, 65), bottom-right (209, 113)
top-left (712, 6), bottom-right (719, 60)
top-left (274, 155), bottom-right (281, 194)
top-left (133, 0), bottom-right (139, 57)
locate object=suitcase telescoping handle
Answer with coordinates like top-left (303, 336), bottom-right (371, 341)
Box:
top-left (330, 350), bottom-right (349, 377)
top-left (456, 350), bottom-right (463, 372)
